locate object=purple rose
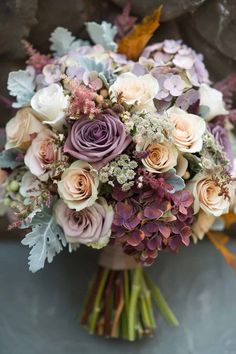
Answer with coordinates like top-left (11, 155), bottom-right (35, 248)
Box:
top-left (55, 198), bottom-right (114, 248)
top-left (64, 110), bottom-right (131, 169)
top-left (209, 122), bottom-right (233, 170)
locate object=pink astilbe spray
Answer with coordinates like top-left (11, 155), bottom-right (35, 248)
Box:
top-left (214, 73), bottom-right (236, 110)
top-left (114, 0), bottom-right (137, 39)
top-left (214, 74), bottom-right (236, 126)
top-left (66, 78), bottom-right (101, 118)
top-left (22, 40), bottom-right (51, 72)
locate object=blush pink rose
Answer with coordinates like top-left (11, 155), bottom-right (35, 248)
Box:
top-left (55, 197), bottom-right (114, 248)
top-left (24, 129), bottom-right (57, 181)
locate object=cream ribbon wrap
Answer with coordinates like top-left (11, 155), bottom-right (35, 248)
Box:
top-left (99, 244), bottom-right (140, 270)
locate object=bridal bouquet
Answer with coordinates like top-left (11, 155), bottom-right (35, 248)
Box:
top-left (1, 5), bottom-right (235, 341)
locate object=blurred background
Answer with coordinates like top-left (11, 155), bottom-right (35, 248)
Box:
top-left (1, 1), bottom-right (236, 353)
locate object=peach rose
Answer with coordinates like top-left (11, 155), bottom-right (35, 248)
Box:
top-left (167, 107), bottom-right (206, 153)
top-left (24, 129), bottom-right (57, 181)
top-left (188, 174), bottom-right (231, 217)
top-left (138, 141), bottom-right (178, 173)
top-left (5, 108), bottom-right (44, 150)
top-left (192, 210), bottom-right (215, 243)
top-left (58, 161), bottom-right (99, 211)
top-left (0, 169), bottom-right (7, 184)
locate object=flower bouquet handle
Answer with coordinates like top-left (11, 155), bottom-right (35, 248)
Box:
top-left (81, 244), bottom-right (179, 340)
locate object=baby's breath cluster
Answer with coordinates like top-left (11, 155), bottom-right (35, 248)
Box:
top-left (99, 154), bottom-right (138, 191)
top-left (122, 111), bottom-right (174, 145)
top-left (201, 131), bottom-right (230, 173)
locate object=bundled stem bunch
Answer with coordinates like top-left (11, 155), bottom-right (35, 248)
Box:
top-left (81, 265), bottom-right (178, 340)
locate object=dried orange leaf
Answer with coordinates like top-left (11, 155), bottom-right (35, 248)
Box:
top-left (220, 212), bottom-right (236, 229)
top-left (117, 6), bottom-right (162, 60)
top-left (208, 231), bottom-right (236, 274)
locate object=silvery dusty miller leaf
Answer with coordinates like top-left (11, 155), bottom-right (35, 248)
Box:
top-left (50, 27), bottom-right (89, 56)
top-left (21, 205), bottom-right (66, 273)
top-left (86, 21), bottom-right (117, 51)
top-left (0, 148), bottom-right (23, 169)
top-left (77, 57), bottom-right (116, 86)
top-left (165, 169), bottom-right (185, 193)
top-left (7, 70), bottom-right (35, 108)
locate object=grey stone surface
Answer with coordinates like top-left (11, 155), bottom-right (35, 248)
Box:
top-left (0, 240), bottom-right (236, 354)
top-left (1, 0), bottom-right (236, 125)
top-left (112, 0), bottom-right (207, 21)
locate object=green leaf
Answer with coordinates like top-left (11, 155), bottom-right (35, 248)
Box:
top-left (199, 105), bottom-right (210, 118)
top-left (7, 70), bottom-right (35, 108)
top-left (49, 27), bottom-right (89, 56)
top-left (184, 153), bottom-right (202, 175)
top-left (77, 57), bottom-right (116, 85)
top-left (21, 204), bottom-right (66, 272)
top-left (0, 148), bottom-right (23, 169)
top-left (86, 21), bottom-right (117, 51)
top-left (165, 169), bottom-right (185, 192)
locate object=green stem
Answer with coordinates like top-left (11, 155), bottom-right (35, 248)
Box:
top-left (89, 268), bottom-right (109, 334)
top-left (128, 267), bottom-right (142, 341)
top-left (124, 270), bottom-right (129, 312)
top-left (142, 277), bottom-right (156, 329)
top-left (140, 295), bottom-right (152, 329)
top-left (144, 272), bottom-right (179, 327)
top-left (121, 309), bottom-right (128, 339)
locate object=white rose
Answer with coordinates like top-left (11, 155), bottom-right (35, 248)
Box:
top-left (167, 106), bottom-right (206, 153)
top-left (199, 84), bottom-right (228, 121)
top-left (31, 83), bottom-right (68, 129)
top-left (137, 140), bottom-right (178, 173)
top-left (109, 72), bottom-right (159, 111)
top-left (187, 174), bottom-right (231, 217)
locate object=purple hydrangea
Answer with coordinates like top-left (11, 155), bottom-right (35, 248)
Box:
top-left (112, 173), bottom-right (194, 266)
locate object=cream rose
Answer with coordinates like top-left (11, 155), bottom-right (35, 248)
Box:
top-left (109, 72), bottom-right (159, 110)
top-left (24, 129), bottom-right (57, 181)
top-left (188, 174), bottom-right (231, 217)
top-left (199, 84), bottom-right (228, 121)
top-left (5, 108), bottom-right (44, 150)
top-left (31, 83), bottom-right (68, 129)
top-left (167, 106), bottom-right (206, 153)
top-left (192, 210), bottom-right (215, 243)
top-left (137, 141), bottom-right (178, 173)
top-left (58, 161), bottom-right (99, 211)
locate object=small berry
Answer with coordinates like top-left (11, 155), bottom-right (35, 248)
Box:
top-left (3, 197), bottom-right (11, 206)
top-left (9, 180), bottom-right (19, 192)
